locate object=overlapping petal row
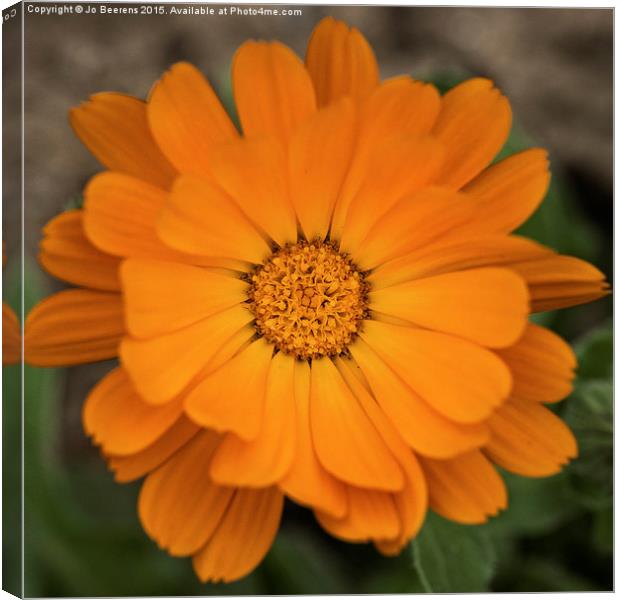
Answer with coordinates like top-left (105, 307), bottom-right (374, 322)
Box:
top-left (24, 17), bottom-right (608, 583)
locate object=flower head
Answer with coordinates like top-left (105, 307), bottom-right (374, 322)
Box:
top-left (25, 16), bottom-right (609, 584)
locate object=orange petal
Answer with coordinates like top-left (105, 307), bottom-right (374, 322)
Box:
top-left (336, 356), bottom-right (428, 549)
top-left (531, 288), bottom-right (611, 312)
top-left (338, 135), bottom-right (444, 253)
top-left (147, 62), bottom-right (238, 175)
top-left (360, 76), bottom-right (441, 137)
top-left (432, 78), bottom-right (511, 189)
top-left (419, 450), bottom-right (507, 524)
top-left (185, 338), bottom-right (273, 442)
top-left (485, 396), bottom-right (578, 477)
top-left (120, 305), bottom-right (253, 405)
top-left (139, 431), bottom-right (234, 556)
top-left (193, 325), bottom-right (256, 379)
top-left (83, 172), bottom-right (246, 270)
top-left (83, 172), bottom-right (167, 256)
top-left (462, 148), bottom-right (550, 234)
top-left (352, 187), bottom-right (474, 270)
top-left (349, 337), bottom-right (489, 458)
top-left (39, 210), bottom-right (121, 292)
top-left (107, 415), bottom-right (199, 483)
top-left (121, 259), bottom-right (247, 339)
top-left (316, 486), bottom-right (400, 543)
top-left (25, 289), bottom-right (124, 367)
top-left (279, 360), bottom-right (348, 519)
top-left (305, 16), bottom-right (379, 107)
top-left (209, 351), bottom-right (296, 487)
top-left (511, 254), bottom-right (609, 312)
top-left (368, 234), bottom-right (552, 291)
top-left (360, 320), bottom-right (512, 423)
top-left (330, 78), bottom-right (441, 238)
top-left (233, 41), bottom-right (316, 142)
top-left (70, 93), bottom-right (177, 189)
top-left (192, 486), bottom-right (283, 583)
top-left (496, 323), bottom-right (576, 403)
top-left (157, 175), bottom-right (271, 264)
top-left (208, 137), bottom-right (297, 246)
top-left (309, 357), bottom-right (404, 492)
top-left (3, 303), bottom-right (20, 365)
top-left (83, 367), bottom-right (183, 455)
top-left (288, 99), bottom-right (357, 241)
top-left (369, 267), bottom-right (529, 348)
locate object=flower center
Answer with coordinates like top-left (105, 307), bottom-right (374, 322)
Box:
top-left (248, 240), bottom-right (369, 360)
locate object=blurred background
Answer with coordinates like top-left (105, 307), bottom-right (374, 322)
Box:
top-left (3, 3), bottom-right (613, 595)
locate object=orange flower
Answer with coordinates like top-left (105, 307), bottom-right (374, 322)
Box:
top-left (3, 245), bottom-right (20, 365)
top-left (3, 303), bottom-right (20, 365)
top-left (25, 17), bottom-right (609, 583)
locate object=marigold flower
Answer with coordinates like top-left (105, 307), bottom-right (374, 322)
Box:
top-left (25, 16), bottom-right (609, 583)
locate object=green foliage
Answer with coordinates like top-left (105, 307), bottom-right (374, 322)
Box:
top-left (498, 557), bottom-right (600, 592)
top-left (412, 513), bottom-right (496, 593)
top-left (2, 361), bottom-right (21, 596)
top-left (484, 471), bottom-right (580, 538)
top-left (574, 322), bottom-right (613, 380)
top-left (562, 326), bottom-right (613, 512)
top-left (3, 255), bottom-right (27, 595)
top-left (262, 527), bottom-right (350, 594)
top-left (592, 506), bottom-right (613, 555)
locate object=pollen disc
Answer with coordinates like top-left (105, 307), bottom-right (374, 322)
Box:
top-left (248, 240), bottom-right (369, 359)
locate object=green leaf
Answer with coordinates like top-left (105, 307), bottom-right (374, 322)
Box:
top-left (502, 558), bottom-right (600, 592)
top-left (566, 380), bottom-right (613, 438)
top-left (483, 471), bottom-right (579, 539)
top-left (516, 177), bottom-right (599, 263)
top-left (592, 506), bottom-right (613, 555)
top-left (573, 323), bottom-right (613, 381)
top-left (563, 379), bottom-right (613, 511)
top-left (363, 563), bottom-right (427, 594)
top-left (263, 526), bottom-right (349, 594)
top-left (411, 512), bottom-right (496, 593)
top-left (559, 322), bottom-right (613, 512)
